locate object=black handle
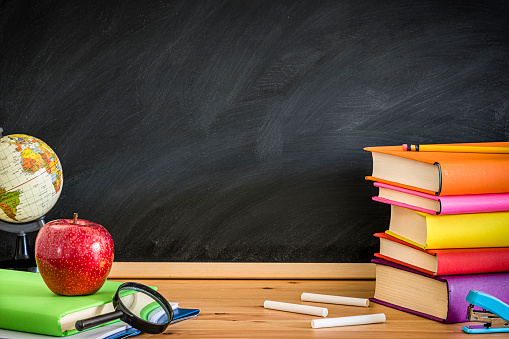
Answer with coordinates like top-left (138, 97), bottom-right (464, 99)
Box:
top-left (75, 310), bottom-right (124, 331)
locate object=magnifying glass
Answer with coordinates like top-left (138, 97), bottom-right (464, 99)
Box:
top-left (75, 282), bottom-right (174, 334)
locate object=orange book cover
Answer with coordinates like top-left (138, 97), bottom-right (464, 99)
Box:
top-left (365, 142), bottom-right (509, 195)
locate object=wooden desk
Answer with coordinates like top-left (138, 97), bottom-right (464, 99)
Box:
top-left (109, 278), bottom-right (506, 338)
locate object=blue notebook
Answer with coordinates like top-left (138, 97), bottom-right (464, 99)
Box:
top-left (148, 307), bottom-right (200, 323)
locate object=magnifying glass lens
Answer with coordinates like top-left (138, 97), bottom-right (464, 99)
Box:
top-left (76, 282), bottom-right (173, 334)
top-left (121, 290), bottom-right (169, 324)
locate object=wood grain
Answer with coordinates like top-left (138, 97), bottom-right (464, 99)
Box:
top-left (109, 262), bottom-right (375, 279)
top-left (108, 278), bottom-right (506, 338)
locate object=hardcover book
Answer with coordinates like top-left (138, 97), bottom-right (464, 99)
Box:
top-left (0, 269), bottom-right (166, 337)
top-left (386, 205), bottom-right (509, 249)
top-left (370, 259), bottom-right (509, 323)
top-left (364, 142), bottom-right (509, 196)
top-left (372, 182), bottom-right (509, 215)
top-left (374, 232), bottom-right (509, 276)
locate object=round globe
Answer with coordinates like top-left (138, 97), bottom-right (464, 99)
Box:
top-left (0, 134), bottom-right (63, 224)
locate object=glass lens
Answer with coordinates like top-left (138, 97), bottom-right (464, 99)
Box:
top-left (118, 286), bottom-right (170, 325)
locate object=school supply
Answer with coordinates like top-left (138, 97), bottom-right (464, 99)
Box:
top-left (301, 292), bottom-right (369, 307)
top-left (75, 282), bottom-right (174, 335)
top-left (370, 259), bottom-right (509, 323)
top-left (365, 142), bottom-right (509, 196)
top-left (0, 323), bottom-right (140, 339)
top-left (385, 205), bottom-right (509, 249)
top-left (374, 232), bottom-right (509, 276)
top-left (311, 313), bottom-right (386, 329)
top-left (0, 269), bottom-right (178, 336)
top-left (372, 182), bottom-right (509, 215)
top-left (264, 300), bottom-right (328, 317)
top-left (463, 290), bottom-right (509, 334)
top-left (0, 269), bottom-right (129, 336)
top-left (402, 143), bottom-right (509, 153)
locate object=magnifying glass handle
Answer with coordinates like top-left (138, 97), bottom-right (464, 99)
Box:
top-left (76, 310), bottom-right (124, 331)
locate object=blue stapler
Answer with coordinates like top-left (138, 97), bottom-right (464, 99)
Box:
top-left (462, 290), bottom-right (509, 334)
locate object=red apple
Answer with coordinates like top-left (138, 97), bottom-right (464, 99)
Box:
top-left (35, 213), bottom-right (114, 296)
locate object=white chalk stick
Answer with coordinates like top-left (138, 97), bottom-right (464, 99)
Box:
top-left (311, 313), bottom-right (386, 329)
top-left (301, 292), bottom-right (370, 307)
top-left (264, 300), bottom-right (328, 317)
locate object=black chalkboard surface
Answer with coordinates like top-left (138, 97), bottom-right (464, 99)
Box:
top-left (1, 0), bottom-right (508, 263)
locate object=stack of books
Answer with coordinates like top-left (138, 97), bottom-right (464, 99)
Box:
top-left (364, 142), bottom-right (509, 323)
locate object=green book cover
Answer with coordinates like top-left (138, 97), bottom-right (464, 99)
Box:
top-left (0, 269), bottom-right (125, 337)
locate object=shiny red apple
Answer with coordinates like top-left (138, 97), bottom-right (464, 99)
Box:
top-left (35, 213), bottom-right (114, 296)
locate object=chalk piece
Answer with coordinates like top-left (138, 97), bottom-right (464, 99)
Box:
top-left (311, 313), bottom-right (386, 329)
top-left (301, 292), bottom-right (369, 307)
top-left (264, 300), bottom-right (328, 317)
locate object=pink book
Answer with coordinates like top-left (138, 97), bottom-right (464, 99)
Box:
top-left (372, 182), bottom-right (509, 215)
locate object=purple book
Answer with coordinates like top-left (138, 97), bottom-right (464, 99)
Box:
top-left (370, 258), bottom-right (509, 323)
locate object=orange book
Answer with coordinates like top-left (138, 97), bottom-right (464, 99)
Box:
top-left (365, 142), bottom-right (509, 195)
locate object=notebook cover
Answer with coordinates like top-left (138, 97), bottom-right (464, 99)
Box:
top-left (147, 307), bottom-right (200, 323)
top-left (172, 308), bottom-right (200, 323)
top-left (0, 269), bottom-right (126, 336)
top-left (373, 182), bottom-right (509, 214)
top-left (371, 259), bottom-right (509, 323)
top-left (375, 233), bottom-right (509, 275)
top-left (365, 142), bottom-right (509, 195)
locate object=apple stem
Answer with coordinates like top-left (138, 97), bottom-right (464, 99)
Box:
top-left (73, 213), bottom-right (78, 223)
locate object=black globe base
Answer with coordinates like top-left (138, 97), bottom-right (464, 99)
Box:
top-left (0, 217), bottom-right (45, 273)
top-left (0, 258), bottom-right (38, 273)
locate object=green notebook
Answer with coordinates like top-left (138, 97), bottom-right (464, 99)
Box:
top-left (0, 269), bottom-right (126, 337)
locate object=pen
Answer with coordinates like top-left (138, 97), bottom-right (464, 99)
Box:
top-left (402, 144), bottom-right (509, 154)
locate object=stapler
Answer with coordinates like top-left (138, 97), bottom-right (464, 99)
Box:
top-left (462, 290), bottom-right (509, 334)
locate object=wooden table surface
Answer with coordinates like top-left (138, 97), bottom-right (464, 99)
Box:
top-left (109, 278), bottom-right (506, 338)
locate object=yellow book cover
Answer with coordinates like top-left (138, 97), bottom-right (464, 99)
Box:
top-left (386, 206), bottom-right (509, 249)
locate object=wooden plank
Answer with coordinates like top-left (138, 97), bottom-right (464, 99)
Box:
top-left (108, 262), bottom-right (375, 279)
top-left (106, 278), bottom-right (492, 338)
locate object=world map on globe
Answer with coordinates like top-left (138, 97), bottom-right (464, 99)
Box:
top-left (0, 134), bottom-right (63, 224)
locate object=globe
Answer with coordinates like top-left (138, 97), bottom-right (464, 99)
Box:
top-left (0, 133), bottom-right (63, 224)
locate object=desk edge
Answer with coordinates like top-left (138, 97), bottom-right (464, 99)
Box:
top-left (108, 262), bottom-right (375, 279)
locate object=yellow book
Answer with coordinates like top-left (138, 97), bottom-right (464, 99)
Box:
top-left (385, 205), bottom-right (509, 249)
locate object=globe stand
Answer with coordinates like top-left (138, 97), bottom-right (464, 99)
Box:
top-left (0, 216), bottom-right (45, 273)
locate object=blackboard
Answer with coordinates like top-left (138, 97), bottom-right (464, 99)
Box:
top-left (1, 0), bottom-right (508, 263)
